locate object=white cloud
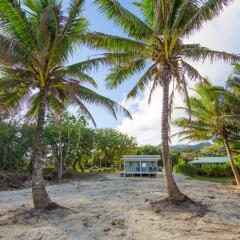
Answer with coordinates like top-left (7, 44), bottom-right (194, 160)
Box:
top-left (117, 1), bottom-right (240, 146)
top-left (117, 85), bottom-right (185, 145)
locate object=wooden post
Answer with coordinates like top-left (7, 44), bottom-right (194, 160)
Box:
top-left (140, 159), bottom-right (142, 177)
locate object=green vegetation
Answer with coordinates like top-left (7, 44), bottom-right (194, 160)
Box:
top-left (95, 128), bottom-right (136, 168)
top-left (84, 0), bottom-right (238, 201)
top-left (0, 113), bottom-right (137, 173)
top-left (0, 0), bottom-right (240, 209)
top-left (174, 159), bottom-right (240, 178)
top-left (136, 145), bottom-right (162, 155)
top-left (0, 0), bottom-right (131, 208)
top-left (196, 164), bottom-right (236, 178)
top-left (0, 121), bottom-right (35, 171)
top-left (173, 80), bottom-right (240, 185)
top-left (173, 160), bottom-right (196, 177)
top-left (188, 176), bottom-right (234, 185)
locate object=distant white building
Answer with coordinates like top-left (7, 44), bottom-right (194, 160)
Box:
top-left (121, 155), bottom-right (161, 177)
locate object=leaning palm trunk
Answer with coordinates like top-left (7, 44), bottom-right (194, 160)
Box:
top-left (32, 88), bottom-right (52, 208)
top-left (161, 80), bottom-right (186, 200)
top-left (223, 135), bottom-right (240, 186)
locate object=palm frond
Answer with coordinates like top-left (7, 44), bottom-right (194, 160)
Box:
top-left (0, 0), bottom-right (37, 49)
top-left (182, 44), bottom-right (239, 63)
top-left (181, 60), bottom-right (206, 82)
top-left (133, 0), bottom-right (154, 27)
top-left (62, 0), bottom-right (85, 36)
top-left (127, 64), bottom-right (155, 99)
top-left (0, 34), bottom-right (38, 65)
top-left (73, 97), bottom-right (97, 127)
top-left (81, 32), bottom-right (147, 52)
top-left (77, 86), bottom-right (132, 119)
top-left (180, 0), bottom-right (233, 37)
top-left (63, 57), bottom-right (113, 73)
top-left (95, 0), bottom-right (153, 40)
top-left (106, 59), bottom-right (146, 89)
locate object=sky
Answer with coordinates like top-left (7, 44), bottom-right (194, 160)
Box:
top-left (62, 0), bottom-right (240, 146)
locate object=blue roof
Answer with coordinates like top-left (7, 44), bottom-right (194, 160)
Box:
top-left (190, 156), bottom-right (229, 164)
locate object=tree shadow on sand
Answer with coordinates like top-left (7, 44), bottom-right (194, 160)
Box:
top-left (148, 197), bottom-right (208, 219)
top-left (0, 205), bottom-right (71, 227)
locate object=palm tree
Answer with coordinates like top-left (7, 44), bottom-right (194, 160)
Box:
top-left (0, 0), bottom-right (130, 209)
top-left (228, 63), bottom-right (240, 94)
top-left (81, 0), bottom-right (239, 201)
top-left (173, 81), bottom-right (240, 186)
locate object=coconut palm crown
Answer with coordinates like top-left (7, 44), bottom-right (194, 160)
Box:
top-left (0, 0), bottom-right (130, 209)
top-left (173, 81), bottom-right (240, 185)
top-left (81, 0), bottom-right (240, 200)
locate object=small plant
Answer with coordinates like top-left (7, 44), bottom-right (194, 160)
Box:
top-left (173, 160), bottom-right (196, 177)
top-left (101, 167), bottom-right (117, 173)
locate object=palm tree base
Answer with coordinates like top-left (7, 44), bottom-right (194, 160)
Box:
top-left (158, 194), bottom-right (195, 205)
top-left (150, 196), bottom-right (207, 215)
top-left (166, 195), bottom-right (194, 203)
top-left (43, 202), bottom-right (65, 211)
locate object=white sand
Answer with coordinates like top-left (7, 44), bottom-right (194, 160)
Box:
top-left (0, 173), bottom-right (240, 240)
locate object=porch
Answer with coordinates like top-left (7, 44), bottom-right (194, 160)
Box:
top-left (121, 155), bottom-right (161, 177)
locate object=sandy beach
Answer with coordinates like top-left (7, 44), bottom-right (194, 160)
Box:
top-left (0, 173), bottom-right (240, 240)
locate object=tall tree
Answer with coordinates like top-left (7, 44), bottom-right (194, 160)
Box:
top-left (44, 113), bottom-right (96, 178)
top-left (135, 145), bottom-right (162, 156)
top-left (173, 81), bottom-right (240, 186)
top-left (82, 0), bottom-right (239, 200)
top-left (95, 128), bottom-right (137, 168)
top-left (0, 0), bottom-right (130, 209)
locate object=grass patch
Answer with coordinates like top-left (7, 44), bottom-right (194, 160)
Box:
top-left (188, 175), bottom-right (234, 185)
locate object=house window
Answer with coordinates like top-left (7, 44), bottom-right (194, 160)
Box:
top-left (142, 162), bottom-right (147, 172)
top-left (129, 162), bottom-right (132, 167)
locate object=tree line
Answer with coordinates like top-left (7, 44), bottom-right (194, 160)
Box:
top-left (0, 113), bottom-right (137, 175)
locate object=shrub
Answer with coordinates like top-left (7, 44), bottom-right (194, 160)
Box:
top-left (173, 160), bottom-right (184, 173)
top-left (173, 160), bottom-right (196, 177)
top-left (101, 167), bottom-right (117, 173)
top-left (175, 158), bottom-right (240, 178)
top-left (196, 163), bottom-right (233, 177)
top-left (235, 159), bottom-right (240, 169)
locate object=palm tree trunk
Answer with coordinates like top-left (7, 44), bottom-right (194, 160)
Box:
top-left (161, 80), bottom-right (186, 200)
top-left (222, 135), bottom-right (240, 186)
top-left (32, 88), bottom-right (52, 208)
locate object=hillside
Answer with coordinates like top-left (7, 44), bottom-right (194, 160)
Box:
top-left (170, 142), bottom-right (211, 152)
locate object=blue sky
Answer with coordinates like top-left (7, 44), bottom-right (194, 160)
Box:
top-left (61, 0), bottom-right (240, 145)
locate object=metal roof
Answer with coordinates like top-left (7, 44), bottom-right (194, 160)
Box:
top-left (121, 155), bottom-right (161, 161)
top-left (190, 156), bottom-right (229, 164)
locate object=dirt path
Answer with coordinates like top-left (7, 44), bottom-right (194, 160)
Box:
top-left (0, 174), bottom-right (239, 240)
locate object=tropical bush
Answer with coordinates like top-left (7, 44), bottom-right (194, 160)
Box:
top-left (196, 163), bottom-right (240, 178)
top-left (235, 158), bottom-right (240, 169)
top-left (100, 167), bottom-right (117, 173)
top-left (197, 164), bottom-right (231, 177)
top-left (0, 122), bottom-right (35, 171)
top-left (173, 160), bottom-right (196, 177)
top-left (174, 160), bottom-right (240, 178)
